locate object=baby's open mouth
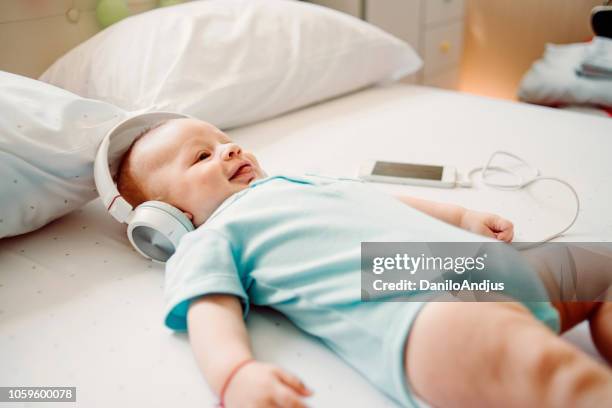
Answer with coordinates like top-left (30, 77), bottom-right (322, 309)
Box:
top-left (229, 163), bottom-right (253, 181)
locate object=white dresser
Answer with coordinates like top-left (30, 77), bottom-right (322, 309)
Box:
top-left (309, 0), bottom-right (465, 89)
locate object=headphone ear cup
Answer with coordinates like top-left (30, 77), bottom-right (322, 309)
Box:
top-left (126, 201), bottom-right (194, 263)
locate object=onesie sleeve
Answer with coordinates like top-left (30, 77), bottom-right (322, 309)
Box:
top-left (163, 229), bottom-right (249, 332)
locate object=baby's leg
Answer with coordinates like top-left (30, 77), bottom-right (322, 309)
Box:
top-left (590, 301), bottom-right (612, 364)
top-left (405, 302), bottom-right (612, 407)
top-left (521, 243), bottom-right (612, 304)
top-left (521, 243), bottom-right (612, 364)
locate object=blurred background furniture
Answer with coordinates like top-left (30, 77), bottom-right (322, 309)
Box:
top-left (312, 0), bottom-right (466, 90)
top-left (311, 0), bottom-right (604, 99)
top-left (0, 0), bottom-right (160, 79)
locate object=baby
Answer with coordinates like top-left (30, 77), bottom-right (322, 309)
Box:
top-left (116, 118), bottom-right (612, 407)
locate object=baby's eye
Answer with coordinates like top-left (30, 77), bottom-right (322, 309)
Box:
top-left (197, 152), bottom-right (210, 161)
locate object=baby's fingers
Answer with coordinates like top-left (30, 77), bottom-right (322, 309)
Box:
top-left (496, 229), bottom-right (514, 243)
top-left (485, 216), bottom-right (513, 242)
top-left (495, 220), bottom-right (514, 242)
top-left (275, 369), bottom-right (312, 397)
top-left (273, 383), bottom-right (308, 408)
top-left (488, 216), bottom-right (513, 233)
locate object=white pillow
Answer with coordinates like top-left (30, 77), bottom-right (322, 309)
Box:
top-left (0, 71), bottom-right (126, 239)
top-left (40, 0), bottom-right (421, 129)
top-left (518, 42), bottom-right (612, 107)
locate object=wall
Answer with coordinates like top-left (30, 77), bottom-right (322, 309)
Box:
top-left (0, 0), bottom-right (158, 79)
top-left (459, 0), bottom-right (602, 100)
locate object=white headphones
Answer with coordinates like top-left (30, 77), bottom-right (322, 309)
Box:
top-left (94, 112), bottom-right (195, 263)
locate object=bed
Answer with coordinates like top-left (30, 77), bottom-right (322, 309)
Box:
top-left (2, 82), bottom-right (611, 407)
top-left (2, 1), bottom-right (612, 407)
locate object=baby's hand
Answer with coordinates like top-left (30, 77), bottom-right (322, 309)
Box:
top-left (460, 210), bottom-right (514, 242)
top-left (223, 361), bottom-right (313, 408)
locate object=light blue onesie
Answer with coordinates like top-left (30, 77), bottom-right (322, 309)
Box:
top-left (164, 174), bottom-right (559, 407)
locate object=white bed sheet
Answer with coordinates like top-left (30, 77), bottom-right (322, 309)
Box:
top-left (1, 84), bottom-right (610, 408)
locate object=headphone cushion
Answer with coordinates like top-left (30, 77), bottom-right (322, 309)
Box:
top-left (127, 201), bottom-right (195, 262)
top-left (137, 201), bottom-right (194, 231)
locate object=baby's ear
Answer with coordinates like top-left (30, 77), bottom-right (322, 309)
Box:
top-left (183, 212), bottom-right (194, 221)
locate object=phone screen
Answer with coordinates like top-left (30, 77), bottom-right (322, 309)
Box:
top-left (372, 161), bottom-right (443, 180)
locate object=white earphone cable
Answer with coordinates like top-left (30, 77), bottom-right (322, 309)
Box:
top-left (459, 151), bottom-right (580, 249)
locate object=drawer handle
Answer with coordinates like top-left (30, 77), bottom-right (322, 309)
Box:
top-left (439, 41), bottom-right (452, 53)
top-left (66, 7), bottom-right (80, 23)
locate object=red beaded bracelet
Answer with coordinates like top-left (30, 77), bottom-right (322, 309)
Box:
top-left (215, 358), bottom-right (256, 408)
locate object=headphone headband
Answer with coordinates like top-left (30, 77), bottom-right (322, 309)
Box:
top-left (94, 111), bottom-right (189, 223)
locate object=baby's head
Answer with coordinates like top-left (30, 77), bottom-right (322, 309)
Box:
top-left (116, 118), bottom-right (265, 227)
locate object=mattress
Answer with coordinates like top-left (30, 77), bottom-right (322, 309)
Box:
top-left (1, 84), bottom-right (610, 408)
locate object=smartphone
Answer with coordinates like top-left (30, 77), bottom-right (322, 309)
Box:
top-left (358, 160), bottom-right (456, 188)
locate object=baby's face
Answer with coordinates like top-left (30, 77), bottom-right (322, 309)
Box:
top-left (132, 118), bottom-right (265, 226)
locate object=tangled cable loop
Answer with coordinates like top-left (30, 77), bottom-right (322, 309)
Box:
top-left (461, 151), bottom-right (580, 249)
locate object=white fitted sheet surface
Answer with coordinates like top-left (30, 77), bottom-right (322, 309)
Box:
top-left (1, 84), bottom-right (610, 408)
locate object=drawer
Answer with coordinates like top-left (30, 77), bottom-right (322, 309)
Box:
top-left (423, 68), bottom-right (460, 90)
top-left (425, 0), bottom-right (465, 26)
top-left (309, 0), bottom-right (362, 18)
top-left (423, 22), bottom-right (464, 76)
top-left (367, 0), bottom-right (421, 49)
top-left (0, 1), bottom-right (152, 23)
top-left (0, 1), bottom-right (73, 23)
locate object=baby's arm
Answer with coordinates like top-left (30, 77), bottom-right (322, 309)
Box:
top-left (396, 195), bottom-right (514, 242)
top-left (187, 294), bottom-right (312, 408)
